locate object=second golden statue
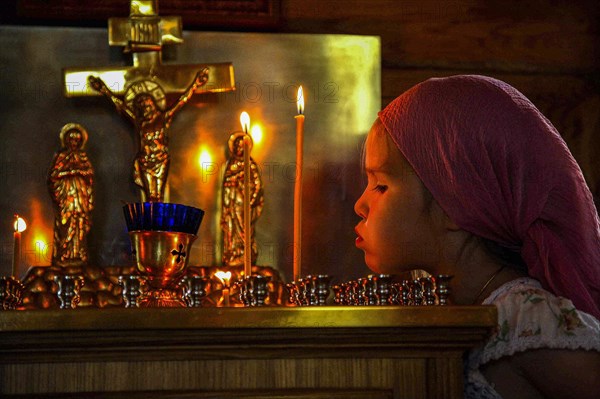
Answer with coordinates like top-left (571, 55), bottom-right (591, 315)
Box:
top-left (48, 123), bottom-right (94, 267)
top-left (221, 132), bottom-right (264, 267)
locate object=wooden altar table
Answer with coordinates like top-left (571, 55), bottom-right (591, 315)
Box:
top-left (0, 306), bottom-right (496, 398)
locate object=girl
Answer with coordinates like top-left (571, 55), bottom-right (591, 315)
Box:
top-left (354, 75), bottom-right (600, 398)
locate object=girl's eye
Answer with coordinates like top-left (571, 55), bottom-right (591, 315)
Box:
top-left (372, 184), bottom-right (388, 193)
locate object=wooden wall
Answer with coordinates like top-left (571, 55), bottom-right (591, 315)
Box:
top-left (280, 1), bottom-right (599, 95)
top-left (278, 0), bottom-right (600, 199)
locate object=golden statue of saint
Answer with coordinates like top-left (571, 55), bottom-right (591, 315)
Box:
top-left (88, 69), bottom-right (209, 202)
top-left (221, 132), bottom-right (264, 267)
top-left (48, 123), bottom-right (94, 267)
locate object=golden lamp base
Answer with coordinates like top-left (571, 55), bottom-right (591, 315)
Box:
top-left (129, 230), bottom-right (197, 307)
top-left (138, 288), bottom-right (187, 308)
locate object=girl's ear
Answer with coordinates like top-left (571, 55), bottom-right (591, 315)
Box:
top-left (444, 215), bottom-right (461, 232)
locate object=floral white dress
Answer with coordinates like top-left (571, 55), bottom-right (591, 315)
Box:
top-left (464, 277), bottom-right (600, 398)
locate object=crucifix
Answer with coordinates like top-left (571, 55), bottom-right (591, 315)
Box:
top-left (62, 0), bottom-right (235, 202)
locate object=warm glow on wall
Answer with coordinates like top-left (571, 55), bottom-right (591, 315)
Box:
top-left (197, 146), bottom-right (213, 168)
top-left (34, 237), bottom-right (48, 247)
top-left (34, 236), bottom-right (49, 254)
top-left (250, 124), bottom-right (263, 145)
top-left (28, 198), bottom-right (53, 267)
top-left (29, 233), bottom-right (51, 267)
top-left (196, 145), bottom-right (218, 187)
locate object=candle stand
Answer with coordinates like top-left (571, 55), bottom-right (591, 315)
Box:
top-left (9, 267), bottom-right (456, 310)
top-left (236, 275), bottom-right (270, 307)
top-left (118, 275), bottom-right (147, 308)
top-left (54, 275), bottom-right (85, 309)
top-left (331, 274), bottom-right (453, 306)
top-left (286, 274), bottom-right (332, 306)
top-left (0, 277), bottom-right (24, 310)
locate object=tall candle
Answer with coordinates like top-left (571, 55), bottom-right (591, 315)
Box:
top-left (240, 112), bottom-right (252, 277)
top-left (12, 215), bottom-right (26, 278)
top-left (293, 86), bottom-right (305, 281)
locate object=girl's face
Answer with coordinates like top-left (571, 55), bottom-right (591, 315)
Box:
top-left (354, 120), bottom-right (441, 274)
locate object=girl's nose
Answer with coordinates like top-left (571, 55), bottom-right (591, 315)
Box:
top-left (354, 190), bottom-right (368, 219)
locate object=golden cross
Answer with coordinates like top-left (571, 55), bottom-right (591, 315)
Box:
top-left (62, 0), bottom-right (234, 97)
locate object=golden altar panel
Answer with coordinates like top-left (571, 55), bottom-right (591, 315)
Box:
top-left (0, 26), bottom-right (380, 282)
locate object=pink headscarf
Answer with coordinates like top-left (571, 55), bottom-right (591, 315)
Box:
top-left (379, 75), bottom-right (600, 319)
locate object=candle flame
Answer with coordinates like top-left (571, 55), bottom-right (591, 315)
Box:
top-left (13, 216), bottom-right (26, 233)
top-left (215, 270), bottom-right (232, 286)
top-left (250, 124), bottom-right (263, 145)
top-left (240, 111), bottom-right (250, 134)
top-left (297, 86), bottom-right (304, 115)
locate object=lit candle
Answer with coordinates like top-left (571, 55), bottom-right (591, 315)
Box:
top-left (240, 111), bottom-right (252, 278)
top-left (215, 270), bottom-right (232, 307)
top-left (293, 86), bottom-right (305, 281)
top-left (12, 215), bottom-right (26, 277)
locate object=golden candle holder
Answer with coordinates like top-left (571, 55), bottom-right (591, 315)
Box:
top-left (330, 274), bottom-right (453, 306)
top-left (235, 275), bottom-right (271, 307)
top-left (286, 274), bottom-right (331, 306)
top-left (0, 276), bottom-right (24, 310)
top-left (54, 275), bottom-right (85, 309)
top-left (118, 275), bottom-right (148, 308)
top-left (129, 230), bottom-right (197, 307)
top-left (181, 275), bottom-right (209, 307)
top-left (123, 202), bottom-right (205, 308)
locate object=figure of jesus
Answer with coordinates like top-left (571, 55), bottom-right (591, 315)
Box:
top-left (88, 69), bottom-right (209, 202)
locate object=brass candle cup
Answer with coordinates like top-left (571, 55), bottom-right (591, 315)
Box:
top-left (123, 202), bottom-right (204, 308)
top-left (129, 230), bottom-right (197, 307)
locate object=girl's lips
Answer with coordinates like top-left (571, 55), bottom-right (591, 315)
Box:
top-left (355, 227), bottom-right (364, 246)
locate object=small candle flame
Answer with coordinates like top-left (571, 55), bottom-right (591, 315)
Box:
top-left (297, 86), bottom-right (304, 115)
top-left (13, 215), bottom-right (26, 233)
top-left (215, 270), bottom-right (232, 287)
top-left (240, 111), bottom-right (250, 134)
